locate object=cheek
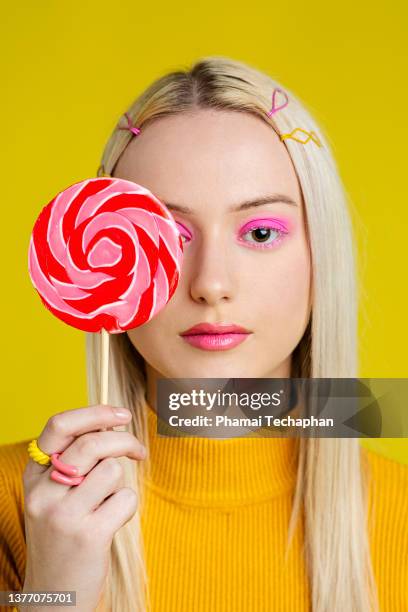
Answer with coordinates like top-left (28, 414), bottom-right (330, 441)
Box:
top-left (254, 240), bottom-right (311, 337)
top-left (126, 302), bottom-right (177, 363)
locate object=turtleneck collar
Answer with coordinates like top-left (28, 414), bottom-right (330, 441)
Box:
top-left (143, 400), bottom-right (299, 507)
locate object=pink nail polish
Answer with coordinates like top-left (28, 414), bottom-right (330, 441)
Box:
top-left (51, 453), bottom-right (79, 476)
top-left (50, 469), bottom-right (84, 486)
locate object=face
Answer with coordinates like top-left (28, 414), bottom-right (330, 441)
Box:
top-left (114, 109), bottom-right (312, 405)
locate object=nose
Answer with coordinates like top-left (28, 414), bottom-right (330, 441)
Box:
top-left (189, 236), bottom-right (235, 306)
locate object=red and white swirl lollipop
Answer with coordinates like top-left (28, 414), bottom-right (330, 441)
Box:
top-left (28, 177), bottom-right (184, 484)
top-left (28, 177), bottom-right (183, 334)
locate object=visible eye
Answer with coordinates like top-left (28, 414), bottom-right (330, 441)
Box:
top-left (175, 222), bottom-right (192, 244)
top-left (175, 219), bottom-right (290, 248)
top-left (238, 219), bottom-right (289, 249)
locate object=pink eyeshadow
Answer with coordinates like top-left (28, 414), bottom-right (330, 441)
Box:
top-left (175, 221), bottom-right (193, 239)
top-left (239, 216), bottom-right (293, 234)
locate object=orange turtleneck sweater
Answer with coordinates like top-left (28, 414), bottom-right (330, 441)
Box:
top-left (0, 401), bottom-right (408, 611)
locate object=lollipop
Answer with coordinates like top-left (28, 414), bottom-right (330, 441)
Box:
top-left (28, 177), bottom-right (183, 481)
top-left (28, 177), bottom-right (183, 334)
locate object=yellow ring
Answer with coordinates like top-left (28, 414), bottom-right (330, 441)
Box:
top-left (27, 439), bottom-right (51, 466)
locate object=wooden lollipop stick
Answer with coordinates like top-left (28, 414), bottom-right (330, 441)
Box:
top-left (101, 328), bottom-right (110, 405)
top-left (100, 328), bottom-right (110, 432)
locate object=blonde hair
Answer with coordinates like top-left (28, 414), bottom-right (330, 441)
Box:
top-left (86, 56), bottom-right (379, 611)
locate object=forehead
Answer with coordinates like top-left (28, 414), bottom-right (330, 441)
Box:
top-left (114, 109), bottom-right (302, 213)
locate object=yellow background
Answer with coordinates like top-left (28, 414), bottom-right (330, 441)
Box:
top-left (1, 2), bottom-right (407, 462)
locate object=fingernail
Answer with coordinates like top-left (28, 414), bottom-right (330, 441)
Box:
top-left (114, 408), bottom-right (131, 419)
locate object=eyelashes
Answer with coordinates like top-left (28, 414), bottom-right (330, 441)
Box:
top-left (175, 218), bottom-right (290, 250)
top-left (237, 218), bottom-right (289, 250)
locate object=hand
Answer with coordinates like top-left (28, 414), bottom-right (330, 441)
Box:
top-left (21, 404), bottom-right (146, 611)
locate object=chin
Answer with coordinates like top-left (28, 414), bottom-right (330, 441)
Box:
top-left (175, 363), bottom-right (253, 380)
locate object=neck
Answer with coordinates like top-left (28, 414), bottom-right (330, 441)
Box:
top-left (143, 399), bottom-right (299, 507)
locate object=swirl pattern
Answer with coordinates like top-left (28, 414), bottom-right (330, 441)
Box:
top-left (28, 177), bottom-right (183, 333)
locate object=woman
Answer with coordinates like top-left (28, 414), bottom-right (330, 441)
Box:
top-left (1, 56), bottom-right (407, 612)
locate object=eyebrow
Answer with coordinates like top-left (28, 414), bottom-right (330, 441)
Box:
top-left (160, 194), bottom-right (298, 215)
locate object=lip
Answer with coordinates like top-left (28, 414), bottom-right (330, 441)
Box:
top-left (180, 322), bottom-right (251, 335)
top-left (180, 322), bottom-right (252, 352)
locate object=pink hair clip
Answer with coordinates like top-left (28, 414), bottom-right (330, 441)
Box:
top-left (267, 88), bottom-right (289, 117)
top-left (118, 112), bottom-right (141, 136)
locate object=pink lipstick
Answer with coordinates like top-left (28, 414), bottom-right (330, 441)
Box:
top-left (180, 322), bottom-right (252, 351)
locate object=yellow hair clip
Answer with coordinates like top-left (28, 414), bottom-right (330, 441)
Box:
top-left (280, 128), bottom-right (323, 148)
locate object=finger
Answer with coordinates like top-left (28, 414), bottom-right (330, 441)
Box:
top-left (64, 457), bottom-right (124, 519)
top-left (57, 431), bottom-right (147, 476)
top-left (24, 456), bottom-right (125, 520)
top-left (27, 405), bottom-right (132, 476)
top-left (93, 487), bottom-right (138, 537)
top-left (64, 457), bottom-right (126, 517)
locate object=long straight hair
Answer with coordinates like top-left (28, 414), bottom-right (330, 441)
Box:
top-left (86, 56), bottom-right (379, 611)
